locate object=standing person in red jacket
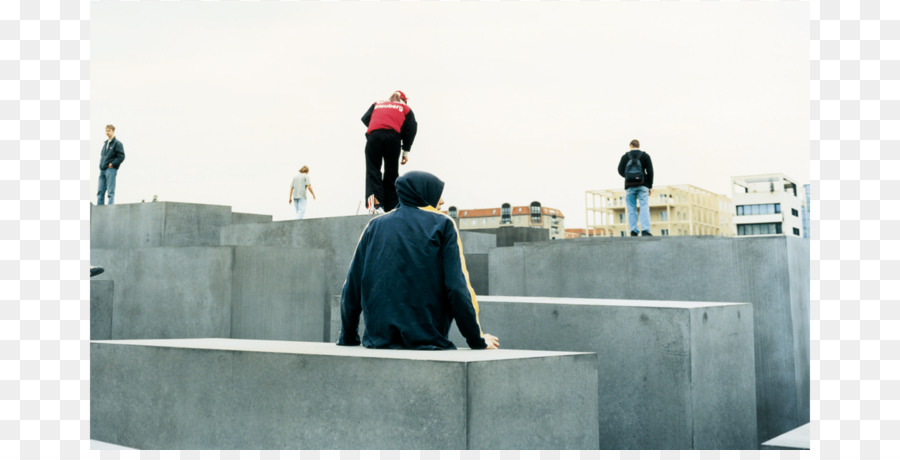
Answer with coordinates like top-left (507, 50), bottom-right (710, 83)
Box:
top-left (361, 90), bottom-right (418, 214)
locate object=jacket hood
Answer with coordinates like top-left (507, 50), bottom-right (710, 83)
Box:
top-left (396, 171), bottom-right (445, 208)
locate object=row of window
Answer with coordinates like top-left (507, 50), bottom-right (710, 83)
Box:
top-left (737, 223), bottom-right (782, 235)
top-left (736, 223), bottom-right (803, 236)
top-left (616, 229), bottom-right (672, 236)
top-left (461, 217), bottom-right (554, 227)
top-left (616, 210), bottom-right (678, 223)
top-left (611, 203), bottom-right (799, 221)
top-left (736, 203), bottom-right (781, 216)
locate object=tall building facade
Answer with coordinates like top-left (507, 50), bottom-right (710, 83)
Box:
top-left (585, 184), bottom-right (734, 237)
top-left (803, 183), bottom-right (810, 239)
top-left (447, 202), bottom-right (566, 240)
top-left (732, 174), bottom-right (805, 237)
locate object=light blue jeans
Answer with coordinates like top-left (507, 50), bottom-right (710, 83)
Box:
top-left (625, 186), bottom-right (650, 234)
top-left (293, 198), bottom-right (307, 219)
top-left (97, 168), bottom-right (118, 205)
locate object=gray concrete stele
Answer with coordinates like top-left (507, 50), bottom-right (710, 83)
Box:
top-left (449, 296), bottom-right (759, 450)
top-left (488, 235), bottom-right (809, 444)
top-left (91, 339), bottom-right (599, 450)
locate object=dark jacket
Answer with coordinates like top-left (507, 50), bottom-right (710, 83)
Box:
top-left (362, 102), bottom-right (418, 152)
top-left (617, 149), bottom-right (653, 189)
top-left (337, 171), bottom-right (488, 350)
top-left (99, 137), bottom-right (125, 170)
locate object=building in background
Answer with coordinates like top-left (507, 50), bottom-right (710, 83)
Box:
top-left (585, 185), bottom-right (734, 237)
top-left (447, 202), bottom-right (565, 240)
top-left (803, 183), bottom-right (810, 239)
top-left (731, 173), bottom-right (805, 237)
top-left (564, 228), bottom-right (611, 239)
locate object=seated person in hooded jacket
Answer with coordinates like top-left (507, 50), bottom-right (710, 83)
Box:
top-left (337, 170), bottom-right (500, 350)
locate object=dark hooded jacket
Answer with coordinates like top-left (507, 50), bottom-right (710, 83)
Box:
top-left (337, 171), bottom-right (488, 350)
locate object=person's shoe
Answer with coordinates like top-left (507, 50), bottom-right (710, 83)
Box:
top-left (641, 231), bottom-right (653, 237)
top-left (90, 265), bottom-right (105, 277)
top-left (373, 207), bottom-right (386, 215)
top-left (630, 231), bottom-right (639, 237)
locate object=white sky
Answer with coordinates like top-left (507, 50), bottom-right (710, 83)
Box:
top-left (91, 1), bottom-right (809, 228)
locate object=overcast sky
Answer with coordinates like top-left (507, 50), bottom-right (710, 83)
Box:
top-left (91, 1), bottom-right (809, 228)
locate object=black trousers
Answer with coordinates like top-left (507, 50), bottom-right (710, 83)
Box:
top-left (364, 129), bottom-right (402, 211)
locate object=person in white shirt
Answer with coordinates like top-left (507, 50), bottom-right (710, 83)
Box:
top-left (288, 166), bottom-right (316, 219)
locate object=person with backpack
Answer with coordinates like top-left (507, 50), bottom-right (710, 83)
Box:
top-left (617, 139), bottom-right (654, 236)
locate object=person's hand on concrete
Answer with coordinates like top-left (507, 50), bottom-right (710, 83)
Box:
top-left (483, 333), bottom-right (499, 349)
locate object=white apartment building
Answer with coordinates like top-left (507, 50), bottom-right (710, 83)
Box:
top-left (732, 174), bottom-right (805, 237)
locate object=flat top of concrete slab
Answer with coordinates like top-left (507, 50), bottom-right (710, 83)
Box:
top-left (480, 295), bottom-right (748, 309)
top-left (507, 234), bottom-right (790, 248)
top-left (90, 338), bottom-right (593, 362)
top-left (226, 213), bottom-right (373, 227)
top-left (90, 439), bottom-right (136, 450)
top-left (761, 423), bottom-right (810, 449)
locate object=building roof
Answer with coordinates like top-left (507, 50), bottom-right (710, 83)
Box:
top-left (731, 173), bottom-right (798, 184)
top-left (586, 184), bottom-right (727, 197)
top-left (454, 206), bottom-right (565, 219)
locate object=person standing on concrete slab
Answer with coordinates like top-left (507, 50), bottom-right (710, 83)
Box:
top-left (617, 139), bottom-right (654, 236)
top-left (288, 165), bottom-right (316, 219)
top-left (360, 90), bottom-right (418, 214)
top-left (97, 124), bottom-right (125, 205)
top-left (338, 171), bottom-right (499, 350)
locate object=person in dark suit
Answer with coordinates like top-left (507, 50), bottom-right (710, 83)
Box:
top-left (97, 124), bottom-right (125, 205)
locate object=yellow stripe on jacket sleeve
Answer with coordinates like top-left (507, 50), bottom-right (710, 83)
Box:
top-left (420, 206), bottom-right (484, 337)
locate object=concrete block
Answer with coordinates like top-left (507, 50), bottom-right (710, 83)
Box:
top-left (91, 247), bottom-right (234, 339)
top-left (231, 246), bottom-right (327, 341)
top-left (91, 246), bottom-right (328, 341)
top-left (464, 254), bottom-right (489, 296)
top-left (786, 237), bottom-right (811, 422)
top-left (488, 235), bottom-right (809, 443)
top-left (459, 231), bottom-right (496, 295)
top-left (91, 339), bottom-right (598, 450)
top-left (459, 230), bottom-right (498, 254)
top-left (220, 218), bottom-right (499, 308)
top-left (231, 212), bottom-right (272, 225)
top-left (90, 280), bottom-right (114, 340)
top-left (467, 227), bottom-right (549, 247)
top-left (91, 202), bottom-right (233, 249)
top-left (760, 423), bottom-right (809, 450)
top-left (328, 294), bottom-right (342, 342)
top-left (450, 296), bottom-right (757, 450)
top-left (220, 215), bottom-right (373, 299)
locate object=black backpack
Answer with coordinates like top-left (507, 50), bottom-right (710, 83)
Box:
top-left (624, 151), bottom-right (644, 186)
